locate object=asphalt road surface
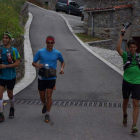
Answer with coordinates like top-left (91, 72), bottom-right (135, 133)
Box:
top-left (16, 4), bottom-right (123, 103)
top-left (1, 4), bottom-right (139, 140)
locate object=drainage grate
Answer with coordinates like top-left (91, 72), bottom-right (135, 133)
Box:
top-left (3, 100), bottom-right (135, 108)
top-left (65, 49), bottom-right (78, 51)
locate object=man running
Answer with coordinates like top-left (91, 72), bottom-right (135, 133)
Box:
top-left (32, 35), bottom-right (65, 123)
top-left (117, 29), bottom-right (140, 133)
top-left (0, 31), bottom-right (20, 122)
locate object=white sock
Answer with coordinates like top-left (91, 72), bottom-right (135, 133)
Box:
top-left (45, 111), bottom-right (50, 115)
top-left (0, 99), bottom-right (3, 113)
top-left (10, 96), bottom-right (15, 108)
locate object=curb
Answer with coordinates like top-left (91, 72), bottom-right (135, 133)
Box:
top-left (4, 2), bottom-right (123, 100)
top-left (3, 12), bottom-right (36, 100)
top-left (28, 2), bottom-right (123, 76)
top-left (60, 14), bottom-right (123, 76)
top-left (27, 2), bottom-right (124, 76)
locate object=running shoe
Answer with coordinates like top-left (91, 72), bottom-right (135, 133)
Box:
top-left (45, 115), bottom-right (50, 123)
top-left (0, 113), bottom-right (4, 122)
top-left (42, 105), bottom-right (46, 114)
top-left (123, 114), bottom-right (127, 126)
top-left (131, 124), bottom-right (138, 134)
top-left (9, 107), bottom-right (15, 119)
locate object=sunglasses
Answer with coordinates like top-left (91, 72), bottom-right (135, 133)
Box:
top-left (47, 42), bottom-right (54, 44)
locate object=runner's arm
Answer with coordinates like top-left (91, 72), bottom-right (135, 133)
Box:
top-left (32, 61), bottom-right (44, 68)
top-left (0, 59), bottom-right (20, 69)
top-left (116, 29), bottom-right (125, 56)
top-left (59, 61), bottom-right (65, 74)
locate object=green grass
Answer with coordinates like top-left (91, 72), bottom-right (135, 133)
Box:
top-left (75, 33), bottom-right (103, 43)
top-left (0, 0), bottom-right (26, 40)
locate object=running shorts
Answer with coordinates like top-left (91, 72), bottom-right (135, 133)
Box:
top-left (122, 79), bottom-right (140, 100)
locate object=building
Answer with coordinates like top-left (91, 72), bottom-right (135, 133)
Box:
top-left (84, 0), bottom-right (140, 51)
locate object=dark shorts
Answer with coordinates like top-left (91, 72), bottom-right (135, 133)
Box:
top-left (122, 79), bottom-right (140, 100)
top-left (38, 79), bottom-right (56, 91)
top-left (0, 78), bottom-right (16, 90)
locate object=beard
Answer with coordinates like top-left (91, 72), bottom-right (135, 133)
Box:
top-left (3, 41), bottom-right (10, 46)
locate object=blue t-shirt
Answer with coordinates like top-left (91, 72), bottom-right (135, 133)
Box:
top-left (0, 46), bottom-right (20, 80)
top-left (33, 48), bottom-right (64, 80)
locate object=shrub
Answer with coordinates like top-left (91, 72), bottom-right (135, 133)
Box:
top-left (0, 0), bottom-right (26, 40)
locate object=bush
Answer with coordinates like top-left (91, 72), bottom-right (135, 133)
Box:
top-left (0, 0), bottom-right (26, 40)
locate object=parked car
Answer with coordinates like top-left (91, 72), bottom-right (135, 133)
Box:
top-left (55, 0), bottom-right (82, 16)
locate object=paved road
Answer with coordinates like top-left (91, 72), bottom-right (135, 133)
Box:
top-left (58, 12), bottom-right (85, 33)
top-left (16, 4), bottom-right (122, 103)
top-left (1, 4), bottom-right (139, 140)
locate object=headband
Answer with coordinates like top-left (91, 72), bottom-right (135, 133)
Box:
top-left (3, 32), bottom-right (12, 39)
top-left (46, 38), bottom-right (55, 42)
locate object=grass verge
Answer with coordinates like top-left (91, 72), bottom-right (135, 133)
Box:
top-left (0, 0), bottom-right (26, 40)
top-left (75, 33), bottom-right (103, 43)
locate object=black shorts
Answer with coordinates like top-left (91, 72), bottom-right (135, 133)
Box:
top-left (38, 79), bottom-right (56, 91)
top-left (0, 78), bottom-right (16, 90)
top-left (122, 79), bottom-right (140, 100)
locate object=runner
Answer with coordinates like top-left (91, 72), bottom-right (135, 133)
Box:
top-left (0, 31), bottom-right (20, 122)
top-left (117, 29), bottom-right (140, 133)
top-left (32, 35), bottom-right (65, 123)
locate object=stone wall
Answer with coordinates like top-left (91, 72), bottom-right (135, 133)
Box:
top-left (92, 8), bottom-right (132, 49)
top-left (36, 0), bottom-right (49, 4)
top-left (0, 3), bottom-right (28, 83)
top-left (131, 1), bottom-right (140, 37)
top-left (75, 0), bottom-right (85, 6)
top-left (84, 0), bottom-right (140, 50)
top-left (14, 2), bottom-right (29, 82)
top-left (48, 0), bottom-right (56, 10)
top-left (11, 37), bottom-right (25, 82)
top-left (85, 0), bottom-right (132, 9)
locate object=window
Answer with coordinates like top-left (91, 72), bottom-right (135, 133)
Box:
top-left (57, 0), bottom-right (67, 3)
top-left (69, 2), bottom-right (79, 8)
top-left (69, 2), bottom-right (73, 5)
top-left (69, 2), bottom-right (75, 6)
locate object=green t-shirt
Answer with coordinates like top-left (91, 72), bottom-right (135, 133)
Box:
top-left (122, 51), bottom-right (140, 84)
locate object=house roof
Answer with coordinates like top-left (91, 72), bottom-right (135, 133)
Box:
top-left (84, 4), bottom-right (133, 12)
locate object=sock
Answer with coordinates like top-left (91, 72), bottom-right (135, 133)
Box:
top-left (10, 96), bottom-right (15, 108)
top-left (45, 111), bottom-right (50, 115)
top-left (0, 99), bottom-right (3, 113)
